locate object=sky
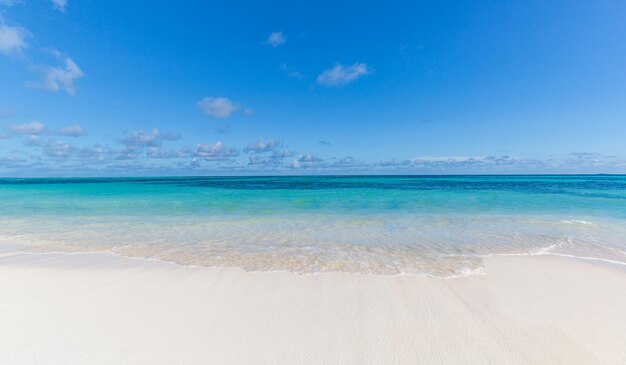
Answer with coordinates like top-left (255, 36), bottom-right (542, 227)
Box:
top-left (1, 0), bottom-right (626, 176)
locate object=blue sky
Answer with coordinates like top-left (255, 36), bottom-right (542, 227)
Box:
top-left (1, 0), bottom-right (625, 176)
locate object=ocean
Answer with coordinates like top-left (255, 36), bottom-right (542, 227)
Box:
top-left (1, 175), bottom-right (625, 276)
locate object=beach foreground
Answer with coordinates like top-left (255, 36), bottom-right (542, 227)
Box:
top-left (0, 250), bottom-right (625, 364)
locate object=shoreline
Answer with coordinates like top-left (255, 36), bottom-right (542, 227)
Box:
top-left (1, 247), bottom-right (625, 364)
top-left (3, 237), bottom-right (626, 278)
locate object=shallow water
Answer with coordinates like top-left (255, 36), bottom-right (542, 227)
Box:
top-left (1, 175), bottom-right (625, 276)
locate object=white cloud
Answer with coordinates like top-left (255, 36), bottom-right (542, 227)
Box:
top-left (247, 155), bottom-right (275, 166)
top-left (244, 138), bottom-right (280, 153)
top-left (330, 156), bottom-right (363, 168)
top-left (145, 147), bottom-right (190, 159)
top-left (44, 140), bottom-right (72, 157)
top-left (194, 141), bottom-right (239, 161)
top-left (145, 147), bottom-right (168, 158)
top-left (59, 124), bottom-right (85, 137)
top-left (32, 56), bottom-right (84, 95)
top-left (77, 144), bottom-right (106, 161)
top-left (247, 149), bottom-right (294, 167)
top-left (412, 156), bottom-right (517, 169)
top-left (272, 149), bottom-right (294, 159)
top-left (317, 63), bottom-right (371, 87)
top-left (122, 129), bottom-right (179, 148)
top-left (290, 153), bottom-right (323, 169)
top-left (0, 23), bottom-right (28, 55)
top-left (197, 96), bottom-right (241, 118)
top-left (264, 32), bottom-right (285, 47)
top-left (24, 134), bottom-right (43, 146)
top-left (117, 129), bottom-right (180, 160)
top-left (377, 156), bottom-right (524, 171)
top-left (51, 0), bottom-right (67, 12)
top-left (9, 121), bottom-right (45, 134)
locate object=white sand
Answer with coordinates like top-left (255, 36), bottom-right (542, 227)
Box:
top-left (0, 249), bottom-right (625, 364)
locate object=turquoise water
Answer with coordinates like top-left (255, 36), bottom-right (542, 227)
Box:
top-left (1, 175), bottom-right (625, 276)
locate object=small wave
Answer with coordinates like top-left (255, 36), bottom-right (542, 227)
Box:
top-left (532, 252), bottom-right (626, 266)
top-left (439, 266), bottom-right (486, 279)
top-left (561, 219), bottom-right (594, 226)
top-left (487, 248), bottom-right (626, 267)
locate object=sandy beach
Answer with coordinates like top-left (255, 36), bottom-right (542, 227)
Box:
top-left (0, 247), bottom-right (624, 364)
top-left (2, 0), bottom-right (625, 362)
